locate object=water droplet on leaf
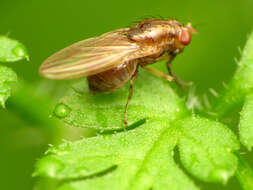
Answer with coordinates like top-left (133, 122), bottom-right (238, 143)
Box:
top-left (0, 94), bottom-right (6, 108)
top-left (54, 103), bottom-right (71, 118)
top-left (33, 156), bottom-right (64, 178)
top-left (12, 44), bottom-right (29, 60)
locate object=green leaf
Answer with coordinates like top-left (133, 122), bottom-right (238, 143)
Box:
top-left (0, 36), bottom-right (29, 107)
top-left (53, 69), bottom-right (187, 130)
top-left (177, 116), bottom-right (239, 184)
top-left (0, 65), bottom-right (17, 108)
top-left (239, 95), bottom-right (253, 150)
top-left (35, 120), bottom-right (199, 190)
top-left (0, 36), bottom-right (29, 62)
top-left (34, 116), bottom-right (239, 190)
top-left (35, 72), bottom-right (240, 190)
top-left (214, 31), bottom-right (253, 117)
top-left (211, 31), bottom-right (253, 188)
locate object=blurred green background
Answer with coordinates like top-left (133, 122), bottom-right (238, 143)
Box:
top-left (1, 0), bottom-right (253, 189)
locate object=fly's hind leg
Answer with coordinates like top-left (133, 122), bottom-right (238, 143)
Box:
top-left (141, 66), bottom-right (174, 82)
top-left (124, 69), bottom-right (138, 126)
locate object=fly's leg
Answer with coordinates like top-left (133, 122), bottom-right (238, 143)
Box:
top-left (141, 66), bottom-right (174, 82)
top-left (167, 62), bottom-right (193, 86)
top-left (89, 89), bottom-right (95, 95)
top-left (124, 69), bottom-right (138, 126)
top-left (167, 53), bottom-right (192, 90)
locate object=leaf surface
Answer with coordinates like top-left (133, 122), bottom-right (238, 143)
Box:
top-left (0, 36), bottom-right (29, 62)
top-left (0, 65), bottom-right (17, 107)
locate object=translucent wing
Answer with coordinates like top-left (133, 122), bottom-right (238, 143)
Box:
top-left (40, 28), bottom-right (141, 79)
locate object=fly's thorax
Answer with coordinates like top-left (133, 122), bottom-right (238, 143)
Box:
top-left (127, 24), bottom-right (175, 44)
top-left (128, 20), bottom-right (181, 42)
top-left (127, 19), bottom-right (194, 55)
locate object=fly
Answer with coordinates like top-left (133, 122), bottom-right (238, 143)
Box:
top-left (40, 19), bottom-right (197, 126)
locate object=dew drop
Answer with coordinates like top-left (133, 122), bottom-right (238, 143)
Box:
top-left (34, 156), bottom-right (64, 178)
top-left (0, 94), bottom-right (6, 108)
top-left (12, 45), bottom-right (28, 59)
top-left (54, 103), bottom-right (71, 118)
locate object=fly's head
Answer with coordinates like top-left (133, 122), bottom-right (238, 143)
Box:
top-left (173, 22), bottom-right (198, 51)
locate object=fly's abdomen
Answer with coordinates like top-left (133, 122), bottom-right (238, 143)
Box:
top-left (87, 62), bottom-right (137, 93)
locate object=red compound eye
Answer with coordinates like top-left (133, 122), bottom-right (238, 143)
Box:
top-left (179, 30), bottom-right (191, 45)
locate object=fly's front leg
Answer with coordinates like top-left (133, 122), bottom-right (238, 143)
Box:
top-left (167, 52), bottom-right (193, 89)
top-left (124, 69), bottom-right (138, 126)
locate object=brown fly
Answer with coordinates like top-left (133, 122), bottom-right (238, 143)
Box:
top-left (40, 19), bottom-right (197, 126)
